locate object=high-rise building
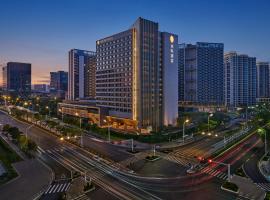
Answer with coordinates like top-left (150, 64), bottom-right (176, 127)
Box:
top-left (178, 43), bottom-right (224, 106)
top-left (96, 17), bottom-right (178, 132)
top-left (2, 62), bottom-right (31, 94)
top-left (257, 62), bottom-right (270, 99)
top-left (224, 52), bottom-right (257, 107)
top-left (50, 71), bottom-right (68, 92)
top-left (68, 49), bottom-right (96, 100)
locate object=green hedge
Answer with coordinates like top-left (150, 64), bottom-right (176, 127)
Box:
top-left (0, 137), bottom-right (21, 185)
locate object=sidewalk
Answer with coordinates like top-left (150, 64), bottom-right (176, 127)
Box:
top-left (0, 129), bottom-right (53, 200)
top-left (258, 154), bottom-right (270, 182)
top-left (231, 175), bottom-right (265, 200)
top-left (0, 159), bottom-right (52, 200)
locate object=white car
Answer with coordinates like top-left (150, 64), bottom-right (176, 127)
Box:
top-left (186, 168), bottom-right (196, 174)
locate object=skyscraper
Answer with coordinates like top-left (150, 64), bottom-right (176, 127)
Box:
top-left (178, 43), bottom-right (224, 106)
top-left (50, 71), bottom-right (68, 92)
top-left (2, 62), bottom-right (31, 95)
top-left (68, 49), bottom-right (96, 100)
top-left (257, 62), bottom-right (270, 99)
top-left (96, 17), bottom-right (178, 132)
top-left (224, 52), bottom-right (257, 107)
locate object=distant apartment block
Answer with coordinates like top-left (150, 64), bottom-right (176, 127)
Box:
top-left (257, 62), bottom-right (270, 102)
top-left (68, 49), bottom-right (96, 100)
top-left (95, 17), bottom-right (178, 132)
top-left (178, 43), bottom-right (224, 107)
top-left (224, 52), bottom-right (257, 107)
top-left (33, 84), bottom-right (48, 92)
top-left (2, 62), bottom-right (31, 94)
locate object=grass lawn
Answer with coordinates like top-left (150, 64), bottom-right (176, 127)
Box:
top-left (222, 181), bottom-right (239, 192)
top-left (265, 192), bottom-right (270, 200)
top-left (235, 167), bottom-right (247, 177)
top-left (0, 137), bottom-right (22, 185)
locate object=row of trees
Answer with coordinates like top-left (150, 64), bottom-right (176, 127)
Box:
top-left (2, 124), bottom-right (37, 156)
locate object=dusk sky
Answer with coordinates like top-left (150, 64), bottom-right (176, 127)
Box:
top-left (0, 0), bottom-right (269, 84)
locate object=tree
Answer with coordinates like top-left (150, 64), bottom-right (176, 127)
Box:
top-left (2, 124), bottom-right (11, 132)
top-left (27, 139), bottom-right (37, 152)
top-left (18, 135), bottom-right (28, 151)
top-left (8, 127), bottom-right (21, 141)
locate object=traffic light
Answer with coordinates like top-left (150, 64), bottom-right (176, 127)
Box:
top-left (208, 159), bottom-right (212, 163)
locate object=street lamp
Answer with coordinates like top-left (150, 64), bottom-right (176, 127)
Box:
top-left (59, 108), bottom-right (64, 122)
top-left (208, 159), bottom-right (231, 181)
top-left (25, 124), bottom-right (35, 138)
top-left (183, 119), bottom-right (190, 143)
top-left (103, 119), bottom-right (111, 143)
top-left (45, 106), bottom-right (51, 119)
top-left (208, 113), bottom-right (214, 134)
top-left (75, 112), bottom-right (82, 128)
top-left (258, 128), bottom-right (267, 155)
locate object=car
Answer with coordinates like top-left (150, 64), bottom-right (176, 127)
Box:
top-left (186, 168), bottom-right (196, 174)
top-left (93, 155), bottom-right (100, 161)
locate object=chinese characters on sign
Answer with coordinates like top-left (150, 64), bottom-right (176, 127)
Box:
top-left (170, 35), bottom-right (174, 63)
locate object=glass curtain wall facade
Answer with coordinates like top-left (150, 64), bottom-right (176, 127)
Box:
top-left (178, 43), bottom-right (224, 106)
top-left (2, 62), bottom-right (31, 94)
top-left (257, 62), bottom-right (270, 98)
top-left (68, 49), bottom-right (96, 100)
top-left (224, 52), bottom-right (257, 107)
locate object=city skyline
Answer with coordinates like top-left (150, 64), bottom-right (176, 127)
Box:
top-left (0, 0), bottom-right (270, 84)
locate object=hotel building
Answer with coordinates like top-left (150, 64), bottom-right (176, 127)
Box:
top-left (68, 49), bottom-right (96, 100)
top-left (95, 17), bottom-right (178, 132)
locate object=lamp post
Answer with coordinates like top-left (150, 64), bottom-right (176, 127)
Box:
top-left (59, 108), bottom-right (64, 122)
top-left (258, 128), bottom-right (268, 155)
top-left (183, 119), bottom-right (190, 143)
top-left (103, 119), bottom-right (111, 143)
top-left (75, 112), bottom-right (82, 128)
top-left (208, 159), bottom-right (231, 181)
top-left (208, 113), bottom-right (214, 134)
top-left (46, 106), bottom-right (51, 119)
top-left (26, 124), bottom-right (35, 138)
top-left (265, 131), bottom-right (267, 155)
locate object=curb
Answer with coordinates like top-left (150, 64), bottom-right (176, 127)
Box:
top-left (220, 185), bottom-right (239, 195)
top-left (32, 158), bottom-right (55, 200)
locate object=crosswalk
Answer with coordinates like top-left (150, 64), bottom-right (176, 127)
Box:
top-left (255, 183), bottom-right (270, 191)
top-left (37, 146), bottom-right (74, 155)
top-left (118, 152), bottom-right (150, 167)
top-left (44, 181), bottom-right (71, 195)
top-left (201, 167), bottom-right (228, 180)
top-left (162, 154), bottom-right (193, 167)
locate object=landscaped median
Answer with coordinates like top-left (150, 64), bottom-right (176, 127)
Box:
top-left (221, 181), bottom-right (239, 194)
top-left (145, 155), bottom-right (160, 162)
top-left (235, 166), bottom-right (247, 178)
top-left (0, 136), bottom-right (21, 185)
top-left (211, 126), bottom-right (260, 160)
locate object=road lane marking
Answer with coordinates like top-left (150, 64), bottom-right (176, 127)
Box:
top-left (44, 185), bottom-right (53, 194)
top-left (47, 184), bottom-right (56, 194)
top-left (52, 184), bottom-right (60, 193)
top-left (56, 184), bottom-right (64, 192)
